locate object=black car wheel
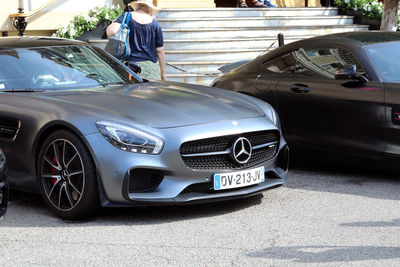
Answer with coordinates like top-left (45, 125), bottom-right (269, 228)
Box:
top-left (0, 149), bottom-right (8, 218)
top-left (37, 130), bottom-right (100, 220)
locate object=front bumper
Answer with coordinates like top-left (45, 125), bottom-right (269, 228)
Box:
top-left (84, 117), bottom-right (288, 207)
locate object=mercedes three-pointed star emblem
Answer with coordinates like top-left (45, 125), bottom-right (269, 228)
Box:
top-left (232, 137), bottom-right (252, 165)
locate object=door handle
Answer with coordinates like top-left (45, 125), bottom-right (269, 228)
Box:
top-left (291, 84), bottom-right (310, 93)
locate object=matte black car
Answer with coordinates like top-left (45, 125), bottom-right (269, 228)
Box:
top-left (0, 148), bottom-right (7, 217)
top-left (213, 32), bottom-right (400, 166)
top-left (0, 36), bottom-right (288, 220)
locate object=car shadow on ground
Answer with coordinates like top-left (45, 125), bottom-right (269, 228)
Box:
top-left (2, 162), bottom-right (400, 226)
top-left (0, 189), bottom-right (264, 227)
top-left (246, 245), bottom-right (400, 263)
top-left (286, 162), bottom-right (400, 201)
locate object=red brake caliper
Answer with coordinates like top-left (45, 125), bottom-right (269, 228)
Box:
top-left (51, 156), bottom-right (57, 185)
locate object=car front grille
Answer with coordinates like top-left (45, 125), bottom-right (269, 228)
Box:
top-left (180, 130), bottom-right (279, 171)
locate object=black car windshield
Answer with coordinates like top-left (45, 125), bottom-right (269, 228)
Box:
top-left (365, 41), bottom-right (400, 82)
top-left (0, 45), bottom-right (140, 91)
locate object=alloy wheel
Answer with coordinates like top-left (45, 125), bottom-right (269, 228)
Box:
top-left (41, 138), bottom-right (85, 211)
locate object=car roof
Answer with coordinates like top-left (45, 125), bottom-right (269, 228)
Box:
top-left (0, 36), bottom-right (86, 48)
top-left (301, 31), bottom-right (400, 46)
top-left (250, 31), bottom-right (400, 65)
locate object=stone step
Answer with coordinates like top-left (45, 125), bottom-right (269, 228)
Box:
top-left (166, 61), bottom-right (229, 74)
top-left (89, 36), bottom-right (305, 51)
top-left (165, 48), bottom-right (269, 61)
top-left (156, 7), bottom-right (339, 18)
top-left (158, 16), bottom-right (354, 28)
top-left (166, 73), bottom-right (220, 86)
top-left (156, 0), bottom-right (215, 8)
top-left (156, 2), bottom-right (216, 8)
top-left (163, 36), bottom-right (305, 50)
top-left (162, 25), bottom-right (369, 39)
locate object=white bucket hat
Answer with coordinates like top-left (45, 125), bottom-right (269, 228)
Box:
top-left (129, 0), bottom-right (161, 16)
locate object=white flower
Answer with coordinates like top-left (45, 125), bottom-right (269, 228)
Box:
top-left (90, 16), bottom-right (98, 23)
top-left (344, 0), bottom-right (349, 4)
top-left (70, 28), bottom-right (76, 37)
top-left (61, 27), bottom-right (68, 34)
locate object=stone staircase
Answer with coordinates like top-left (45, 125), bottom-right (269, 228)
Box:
top-left (89, 7), bottom-right (369, 86)
top-left (158, 8), bottom-right (368, 86)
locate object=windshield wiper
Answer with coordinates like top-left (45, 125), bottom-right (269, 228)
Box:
top-left (0, 88), bottom-right (45, 93)
top-left (100, 82), bottom-right (126, 87)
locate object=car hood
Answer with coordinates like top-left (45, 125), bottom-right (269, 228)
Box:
top-left (37, 82), bottom-right (265, 128)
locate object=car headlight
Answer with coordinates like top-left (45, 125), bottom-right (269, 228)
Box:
top-left (96, 121), bottom-right (164, 154)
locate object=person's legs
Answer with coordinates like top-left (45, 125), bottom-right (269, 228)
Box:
top-left (263, 0), bottom-right (276, 6)
top-left (238, 0), bottom-right (266, 7)
top-left (251, 0), bottom-right (267, 7)
top-left (238, 0), bottom-right (248, 7)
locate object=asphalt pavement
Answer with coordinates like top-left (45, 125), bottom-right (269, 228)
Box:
top-left (1, 163), bottom-right (400, 266)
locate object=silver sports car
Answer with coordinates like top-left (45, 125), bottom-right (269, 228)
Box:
top-left (0, 37), bottom-right (288, 219)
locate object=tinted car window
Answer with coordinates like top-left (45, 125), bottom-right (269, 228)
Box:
top-left (295, 46), bottom-right (366, 79)
top-left (0, 45), bottom-right (139, 91)
top-left (365, 41), bottom-right (400, 82)
top-left (263, 51), bottom-right (297, 74)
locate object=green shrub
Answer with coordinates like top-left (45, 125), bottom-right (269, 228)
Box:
top-left (54, 5), bottom-right (123, 39)
top-left (334, 0), bottom-right (383, 20)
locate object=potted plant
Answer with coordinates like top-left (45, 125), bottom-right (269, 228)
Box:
top-left (54, 5), bottom-right (123, 41)
top-left (335, 0), bottom-right (384, 29)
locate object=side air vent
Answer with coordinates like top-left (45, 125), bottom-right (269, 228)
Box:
top-left (0, 118), bottom-right (20, 141)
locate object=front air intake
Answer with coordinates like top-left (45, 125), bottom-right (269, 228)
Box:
top-left (129, 169), bottom-right (164, 193)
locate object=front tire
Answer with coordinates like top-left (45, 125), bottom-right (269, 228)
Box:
top-left (37, 130), bottom-right (100, 220)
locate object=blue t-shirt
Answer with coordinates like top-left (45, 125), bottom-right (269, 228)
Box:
top-left (115, 13), bottom-right (163, 63)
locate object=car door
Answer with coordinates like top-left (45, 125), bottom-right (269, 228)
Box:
top-left (255, 51), bottom-right (298, 116)
top-left (274, 45), bottom-right (385, 156)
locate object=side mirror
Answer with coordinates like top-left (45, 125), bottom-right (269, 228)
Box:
top-left (334, 65), bottom-right (357, 80)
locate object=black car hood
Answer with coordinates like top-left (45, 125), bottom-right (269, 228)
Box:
top-left (36, 82), bottom-right (265, 128)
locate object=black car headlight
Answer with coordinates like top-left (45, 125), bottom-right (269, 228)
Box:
top-left (96, 121), bottom-right (164, 154)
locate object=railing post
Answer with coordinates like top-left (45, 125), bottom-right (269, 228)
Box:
top-left (10, 0), bottom-right (60, 36)
top-left (13, 5), bottom-right (28, 36)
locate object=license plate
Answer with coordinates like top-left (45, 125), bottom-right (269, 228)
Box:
top-left (213, 166), bottom-right (265, 190)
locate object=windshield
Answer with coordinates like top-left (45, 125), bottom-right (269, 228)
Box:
top-left (0, 45), bottom-right (140, 91)
top-left (364, 41), bottom-right (400, 82)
